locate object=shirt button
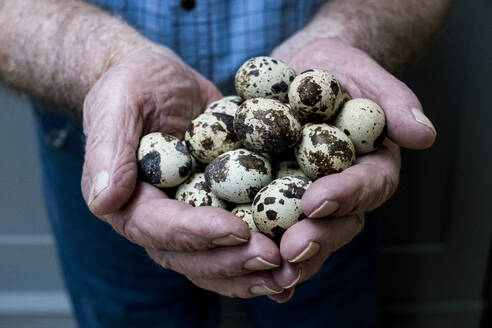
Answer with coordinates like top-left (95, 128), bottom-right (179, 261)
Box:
top-left (181, 0), bottom-right (196, 11)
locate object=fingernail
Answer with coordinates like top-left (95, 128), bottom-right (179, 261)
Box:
top-left (411, 108), bottom-right (436, 136)
top-left (273, 287), bottom-right (296, 304)
top-left (309, 200), bottom-right (339, 218)
top-left (88, 171), bottom-right (109, 206)
top-left (250, 285), bottom-right (283, 296)
top-left (243, 257), bottom-right (279, 271)
top-left (282, 268), bottom-right (303, 289)
top-left (212, 234), bottom-right (248, 246)
top-left (288, 241), bottom-right (320, 263)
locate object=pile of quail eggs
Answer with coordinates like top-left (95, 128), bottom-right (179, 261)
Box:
top-left (137, 56), bottom-right (386, 241)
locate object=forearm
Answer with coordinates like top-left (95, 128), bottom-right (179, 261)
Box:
top-left (287, 0), bottom-right (452, 71)
top-left (0, 0), bottom-right (153, 112)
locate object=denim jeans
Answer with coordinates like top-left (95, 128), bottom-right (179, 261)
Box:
top-left (33, 106), bottom-right (379, 328)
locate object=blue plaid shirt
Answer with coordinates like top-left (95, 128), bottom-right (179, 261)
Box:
top-left (87, 0), bottom-right (327, 94)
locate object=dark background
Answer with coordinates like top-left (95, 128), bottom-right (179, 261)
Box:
top-left (0, 0), bottom-right (490, 327)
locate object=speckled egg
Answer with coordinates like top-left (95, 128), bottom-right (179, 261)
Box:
top-left (252, 176), bottom-right (312, 240)
top-left (231, 204), bottom-right (259, 232)
top-left (137, 132), bottom-right (192, 188)
top-left (288, 69), bottom-right (342, 122)
top-left (234, 98), bottom-right (302, 154)
top-left (334, 98), bottom-right (387, 154)
top-left (175, 173), bottom-right (227, 208)
top-left (295, 123), bottom-right (355, 180)
top-left (204, 149), bottom-right (272, 204)
top-left (185, 112), bottom-right (241, 163)
top-left (204, 95), bottom-right (243, 116)
top-left (275, 161), bottom-right (306, 178)
top-left (235, 56), bottom-right (296, 103)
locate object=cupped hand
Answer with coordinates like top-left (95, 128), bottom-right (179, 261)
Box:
top-left (268, 37), bottom-right (436, 302)
top-left (80, 46), bottom-right (283, 298)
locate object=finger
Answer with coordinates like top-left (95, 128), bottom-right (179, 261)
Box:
top-left (279, 214), bottom-right (364, 265)
top-left (189, 271), bottom-right (284, 299)
top-left (81, 73), bottom-right (142, 216)
top-left (271, 261), bottom-right (301, 289)
top-left (267, 286), bottom-right (296, 304)
top-left (105, 181), bottom-right (251, 251)
top-left (270, 215), bottom-right (363, 289)
top-left (192, 70), bottom-right (223, 108)
top-left (302, 139), bottom-right (400, 218)
top-left (146, 232), bottom-right (281, 279)
top-left (327, 45), bottom-right (436, 149)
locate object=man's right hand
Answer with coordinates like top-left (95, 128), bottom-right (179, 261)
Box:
top-left (80, 46), bottom-right (284, 298)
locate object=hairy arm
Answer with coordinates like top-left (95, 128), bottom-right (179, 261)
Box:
top-left (0, 0), bottom-right (153, 112)
top-left (277, 0), bottom-right (452, 71)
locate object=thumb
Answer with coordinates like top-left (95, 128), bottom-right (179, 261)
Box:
top-left (81, 84), bottom-right (142, 216)
top-left (192, 71), bottom-right (223, 109)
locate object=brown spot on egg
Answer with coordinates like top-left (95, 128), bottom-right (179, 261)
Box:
top-left (343, 129), bottom-right (351, 136)
top-left (257, 203), bottom-right (264, 212)
top-left (310, 128), bottom-right (353, 163)
top-left (264, 197), bottom-right (276, 205)
top-left (139, 151), bottom-right (162, 185)
top-left (237, 154), bottom-right (268, 175)
top-left (205, 154), bottom-right (230, 183)
top-left (212, 113), bottom-right (237, 141)
top-left (279, 199), bottom-right (285, 205)
top-left (247, 186), bottom-right (261, 200)
top-left (249, 69), bottom-right (260, 76)
top-left (271, 226), bottom-right (286, 238)
top-left (162, 134), bottom-right (174, 143)
top-left (271, 81), bottom-right (288, 94)
top-left (250, 108), bottom-right (300, 153)
top-left (330, 80), bottom-right (339, 95)
top-left (307, 150), bottom-right (341, 177)
top-left (200, 137), bottom-right (214, 151)
top-left (178, 161), bottom-right (192, 178)
top-left (266, 210), bottom-right (277, 220)
top-left (279, 182), bottom-right (306, 199)
top-left (298, 77), bottom-right (322, 106)
top-left (194, 181), bottom-right (210, 192)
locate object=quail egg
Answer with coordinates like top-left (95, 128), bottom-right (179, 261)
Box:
top-left (204, 149), bottom-right (272, 204)
top-left (204, 95), bottom-right (243, 116)
top-left (231, 204), bottom-right (259, 232)
top-left (252, 176), bottom-right (312, 240)
top-left (175, 173), bottom-right (227, 208)
top-left (295, 123), bottom-right (355, 180)
top-left (234, 98), bottom-right (301, 154)
top-left (137, 132), bottom-right (192, 188)
top-left (275, 160), bottom-right (306, 178)
top-left (334, 98), bottom-right (387, 154)
top-left (185, 112), bottom-right (241, 163)
top-left (288, 69), bottom-right (342, 122)
top-left (235, 56), bottom-right (296, 103)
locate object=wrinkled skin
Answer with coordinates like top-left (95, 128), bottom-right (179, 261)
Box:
top-left (267, 37), bottom-right (436, 303)
top-left (81, 47), bottom-right (285, 298)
